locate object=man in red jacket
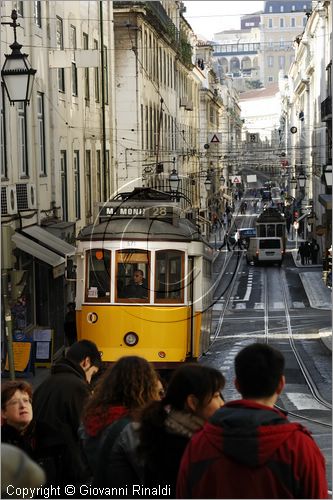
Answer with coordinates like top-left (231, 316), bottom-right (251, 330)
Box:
top-left (177, 343), bottom-right (328, 499)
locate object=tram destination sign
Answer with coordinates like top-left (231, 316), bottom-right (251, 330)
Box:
top-left (99, 203), bottom-right (177, 219)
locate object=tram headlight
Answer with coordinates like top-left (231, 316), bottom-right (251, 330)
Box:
top-left (124, 331), bottom-right (139, 346)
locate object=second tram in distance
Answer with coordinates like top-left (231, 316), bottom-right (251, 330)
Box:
top-left (73, 188), bottom-right (214, 369)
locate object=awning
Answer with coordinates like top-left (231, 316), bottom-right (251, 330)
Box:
top-left (318, 194), bottom-right (332, 210)
top-left (12, 233), bottom-right (65, 278)
top-left (22, 225), bottom-right (75, 256)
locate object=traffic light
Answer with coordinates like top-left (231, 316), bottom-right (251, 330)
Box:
top-left (10, 270), bottom-right (27, 302)
top-left (1, 225), bottom-right (16, 270)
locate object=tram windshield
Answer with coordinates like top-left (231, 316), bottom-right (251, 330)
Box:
top-left (85, 249), bottom-right (111, 301)
top-left (116, 250), bottom-right (150, 301)
top-left (155, 250), bottom-right (184, 303)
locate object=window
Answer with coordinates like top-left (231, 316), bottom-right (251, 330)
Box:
top-left (268, 18), bottom-right (273, 28)
top-left (1, 85), bottom-right (7, 178)
top-left (291, 5), bottom-right (296, 11)
top-left (303, 17), bottom-right (307, 26)
top-left (268, 55), bottom-right (274, 67)
top-left (291, 17), bottom-right (296, 27)
top-left (280, 18), bottom-right (284, 28)
top-left (34, 1), bottom-right (41, 27)
top-left (268, 39), bottom-right (273, 48)
top-left (56, 17), bottom-right (65, 92)
top-left (70, 25), bottom-right (77, 49)
top-left (269, 5), bottom-right (273, 12)
top-left (268, 76), bottom-right (274, 82)
top-left (280, 5), bottom-right (284, 12)
top-left (155, 250), bottom-right (184, 303)
top-left (85, 150), bottom-right (92, 217)
top-left (116, 250), bottom-right (150, 302)
top-left (280, 38), bottom-right (285, 48)
top-left (71, 62), bottom-right (78, 96)
top-left (37, 92), bottom-right (46, 175)
top-left (94, 39), bottom-right (100, 102)
top-left (70, 26), bottom-right (78, 96)
top-left (18, 102), bottom-right (28, 177)
top-left (83, 33), bottom-right (90, 102)
top-left (279, 56), bottom-right (285, 69)
top-left (60, 150), bottom-right (68, 221)
top-left (16, 2), bottom-right (24, 16)
top-left (86, 249), bottom-right (111, 302)
top-left (74, 150), bottom-right (80, 219)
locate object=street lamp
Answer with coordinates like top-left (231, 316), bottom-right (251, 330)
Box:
top-left (324, 164), bottom-right (332, 187)
top-left (169, 168), bottom-right (180, 193)
top-left (204, 175), bottom-right (212, 192)
top-left (297, 172), bottom-right (307, 188)
top-left (1, 10), bottom-right (36, 105)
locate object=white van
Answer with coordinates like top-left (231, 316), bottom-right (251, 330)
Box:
top-left (246, 237), bottom-right (284, 265)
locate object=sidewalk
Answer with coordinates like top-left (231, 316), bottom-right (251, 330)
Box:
top-left (298, 272), bottom-right (331, 310)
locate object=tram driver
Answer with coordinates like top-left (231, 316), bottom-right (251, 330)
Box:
top-left (124, 269), bottom-right (148, 299)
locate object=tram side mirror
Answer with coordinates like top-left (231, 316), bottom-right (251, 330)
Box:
top-left (65, 255), bottom-right (77, 281)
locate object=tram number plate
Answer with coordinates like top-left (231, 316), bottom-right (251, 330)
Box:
top-left (145, 206), bottom-right (174, 218)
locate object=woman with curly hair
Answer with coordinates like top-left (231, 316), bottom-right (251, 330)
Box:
top-left (138, 364), bottom-right (225, 498)
top-left (80, 355), bottom-right (160, 482)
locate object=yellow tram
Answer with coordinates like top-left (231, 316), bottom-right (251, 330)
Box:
top-left (74, 189), bottom-right (214, 368)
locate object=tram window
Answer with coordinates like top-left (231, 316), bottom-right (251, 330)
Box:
top-left (85, 249), bottom-right (111, 302)
top-left (258, 226), bottom-right (266, 237)
top-left (276, 224), bottom-right (284, 236)
top-left (155, 250), bottom-right (184, 303)
top-left (267, 224), bottom-right (275, 237)
top-left (116, 250), bottom-right (150, 302)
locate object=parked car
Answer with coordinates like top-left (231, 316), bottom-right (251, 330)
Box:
top-left (229, 228), bottom-right (256, 248)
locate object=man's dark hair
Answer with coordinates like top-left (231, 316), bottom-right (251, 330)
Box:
top-left (235, 343), bottom-right (285, 398)
top-left (66, 339), bottom-right (102, 368)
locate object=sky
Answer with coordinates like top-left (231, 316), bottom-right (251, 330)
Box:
top-left (183, 1), bottom-right (265, 40)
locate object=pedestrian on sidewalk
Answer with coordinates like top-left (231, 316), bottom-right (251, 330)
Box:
top-left (310, 238), bottom-right (320, 264)
top-left (177, 343), bottom-right (328, 499)
top-left (298, 242), bottom-right (306, 265)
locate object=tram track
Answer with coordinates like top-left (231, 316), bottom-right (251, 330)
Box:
top-left (261, 267), bottom-right (332, 427)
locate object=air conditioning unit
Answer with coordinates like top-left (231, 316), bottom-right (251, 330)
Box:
top-left (180, 97), bottom-right (187, 107)
top-left (27, 183), bottom-right (37, 209)
top-left (5, 186), bottom-right (18, 215)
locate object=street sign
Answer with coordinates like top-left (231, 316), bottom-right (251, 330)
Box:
top-left (247, 133), bottom-right (259, 143)
top-left (209, 133), bottom-right (222, 144)
top-left (293, 221), bottom-right (299, 230)
top-left (231, 175), bottom-right (241, 184)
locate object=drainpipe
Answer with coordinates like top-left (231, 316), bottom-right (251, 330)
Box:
top-left (100, 1), bottom-right (107, 201)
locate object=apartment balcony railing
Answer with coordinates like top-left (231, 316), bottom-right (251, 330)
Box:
top-left (321, 96), bottom-right (332, 122)
top-left (114, 1), bottom-right (192, 68)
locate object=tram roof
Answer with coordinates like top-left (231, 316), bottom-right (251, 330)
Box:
top-left (77, 216), bottom-right (203, 242)
top-left (256, 208), bottom-right (285, 223)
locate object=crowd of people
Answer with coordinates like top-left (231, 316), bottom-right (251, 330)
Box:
top-left (297, 238), bottom-right (320, 265)
top-left (1, 341), bottom-right (328, 499)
